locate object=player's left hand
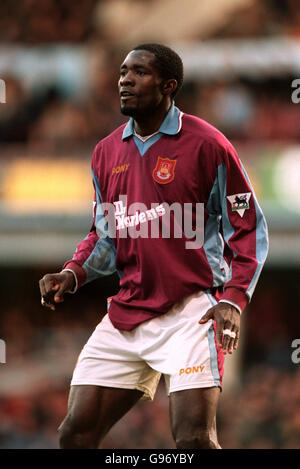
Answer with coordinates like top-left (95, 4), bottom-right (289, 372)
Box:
top-left (199, 302), bottom-right (240, 355)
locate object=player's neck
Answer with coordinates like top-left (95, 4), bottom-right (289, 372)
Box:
top-left (133, 100), bottom-right (171, 137)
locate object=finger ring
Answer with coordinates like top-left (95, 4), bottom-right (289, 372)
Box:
top-left (223, 329), bottom-right (236, 339)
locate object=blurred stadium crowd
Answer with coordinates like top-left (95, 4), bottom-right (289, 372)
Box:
top-left (0, 0), bottom-right (299, 43)
top-left (0, 0), bottom-right (300, 449)
top-left (1, 0), bottom-right (300, 148)
top-left (0, 366), bottom-right (300, 449)
top-left (1, 70), bottom-right (300, 148)
top-left (0, 267), bottom-right (299, 449)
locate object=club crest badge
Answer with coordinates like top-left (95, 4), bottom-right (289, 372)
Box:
top-left (227, 192), bottom-right (252, 217)
top-left (152, 157), bottom-right (176, 184)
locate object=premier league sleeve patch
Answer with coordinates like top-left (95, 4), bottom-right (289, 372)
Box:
top-left (226, 192), bottom-right (252, 217)
top-left (152, 157), bottom-right (176, 184)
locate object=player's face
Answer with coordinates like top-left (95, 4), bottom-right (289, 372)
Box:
top-left (118, 50), bottom-right (164, 118)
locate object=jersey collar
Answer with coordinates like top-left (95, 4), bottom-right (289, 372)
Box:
top-left (122, 101), bottom-right (183, 140)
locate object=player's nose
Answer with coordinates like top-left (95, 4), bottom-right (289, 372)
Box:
top-left (119, 70), bottom-right (135, 87)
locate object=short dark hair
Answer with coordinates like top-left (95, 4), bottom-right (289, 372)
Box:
top-left (133, 43), bottom-right (184, 98)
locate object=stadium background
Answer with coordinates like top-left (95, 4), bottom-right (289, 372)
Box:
top-left (0, 0), bottom-right (300, 449)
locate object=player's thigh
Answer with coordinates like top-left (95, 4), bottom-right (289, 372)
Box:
top-left (169, 387), bottom-right (220, 439)
top-left (60, 384), bottom-right (142, 437)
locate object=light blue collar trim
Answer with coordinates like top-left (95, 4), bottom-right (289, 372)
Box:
top-left (122, 101), bottom-right (183, 140)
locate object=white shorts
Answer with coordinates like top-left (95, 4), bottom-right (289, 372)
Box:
top-left (71, 291), bottom-right (224, 400)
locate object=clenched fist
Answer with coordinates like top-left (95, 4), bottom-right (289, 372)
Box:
top-left (39, 271), bottom-right (75, 311)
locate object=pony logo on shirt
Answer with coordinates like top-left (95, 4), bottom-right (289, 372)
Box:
top-left (152, 157), bottom-right (176, 184)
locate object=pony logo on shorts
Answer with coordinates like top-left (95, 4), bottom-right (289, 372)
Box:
top-left (179, 365), bottom-right (205, 376)
top-left (152, 157), bottom-right (177, 184)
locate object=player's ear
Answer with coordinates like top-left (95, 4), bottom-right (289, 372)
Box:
top-left (162, 79), bottom-right (178, 97)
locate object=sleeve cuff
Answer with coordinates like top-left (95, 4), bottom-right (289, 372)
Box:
top-left (62, 261), bottom-right (87, 289)
top-left (219, 287), bottom-right (248, 313)
top-left (61, 269), bottom-right (78, 294)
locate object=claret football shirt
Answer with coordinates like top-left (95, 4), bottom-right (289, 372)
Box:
top-left (63, 102), bottom-right (268, 330)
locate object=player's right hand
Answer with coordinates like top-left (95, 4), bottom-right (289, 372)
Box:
top-left (39, 271), bottom-right (75, 311)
